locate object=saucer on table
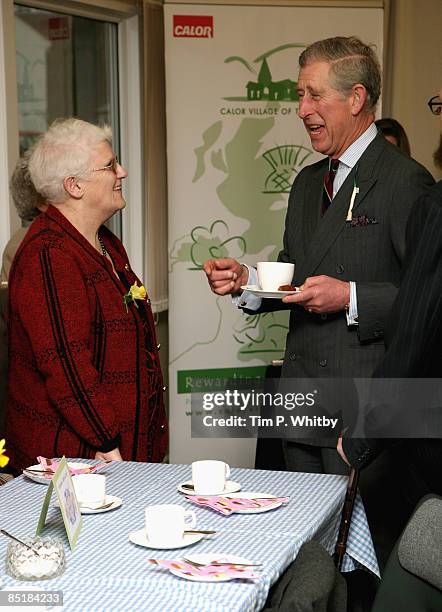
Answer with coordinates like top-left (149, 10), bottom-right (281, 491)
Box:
top-left (55, 494), bottom-right (122, 514)
top-left (177, 480), bottom-right (241, 496)
top-left (23, 462), bottom-right (87, 485)
top-left (128, 529), bottom-right (204, 549)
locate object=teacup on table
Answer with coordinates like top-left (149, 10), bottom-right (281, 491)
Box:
top-left (257, 261), bottom-right (295, 291)
top-left (145, 504), bottom-right (197, 547)
top-left (72, 474), bottom-right (106, 506)
top-left (192, 460), bottom-right (230, 495)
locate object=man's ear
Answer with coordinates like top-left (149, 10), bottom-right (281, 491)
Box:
top-left (63, 176), bottom-right (84, 199)
top-left (350, 84), bottom-right (368, 116)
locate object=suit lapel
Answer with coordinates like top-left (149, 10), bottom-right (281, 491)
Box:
top-left (295, 133), bottom-right (385, 282)
top-left (301, 161), bottom-right (326, 254)
top-left (296, 172), bottom-right (355, 282)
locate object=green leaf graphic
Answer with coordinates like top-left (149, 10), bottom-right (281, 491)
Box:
top-left (189, 221), bottom-right (247, 268)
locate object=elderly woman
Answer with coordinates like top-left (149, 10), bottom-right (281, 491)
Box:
top-left (5, 118), bottom-right (168, 471)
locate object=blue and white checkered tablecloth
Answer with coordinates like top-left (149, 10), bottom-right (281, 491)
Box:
top-left (0, 461), bottom-right (379, 611)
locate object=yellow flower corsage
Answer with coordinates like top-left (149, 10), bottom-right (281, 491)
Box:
top-left (0, 439), bottom-right (9, 468)
top-left (123, 282), bottom-right (147, 312)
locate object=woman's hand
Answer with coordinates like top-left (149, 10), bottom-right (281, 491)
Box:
top-left (95, 448), bottom-right (123, 462)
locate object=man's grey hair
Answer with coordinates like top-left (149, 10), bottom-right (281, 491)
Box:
top-left (10, 147), bottom-right (42, 222)
top-left (299, 36), bottom-right (381, 113)
top-left (28, 118), bottom-right (113, 204)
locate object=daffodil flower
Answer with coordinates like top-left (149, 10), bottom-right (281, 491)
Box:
top-left (0, 439), bottom-right (9, 468)
top-left (123, 282), bottom-right (148, 312)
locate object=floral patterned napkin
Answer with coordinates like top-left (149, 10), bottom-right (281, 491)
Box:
top-left (35, 457), bottom-right (110, 478)
top-left (185, 495), bottom-right (289, 516)
top-left (148, 559), bottom-right (258, 580)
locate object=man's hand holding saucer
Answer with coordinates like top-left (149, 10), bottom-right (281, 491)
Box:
top-left (282, 274), bottom-right (350, 314)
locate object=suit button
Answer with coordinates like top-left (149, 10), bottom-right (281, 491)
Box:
top-left (336, 264), bottom-right (345, 274)
top-left (321, 314), bottom-right (327, 320)
top-left (319, 359), bottom-right (328, 367)
top-left (162, 386), bottom-right (167, 392)
top-left (289, 353), bottom-right (297, 361)
top-left (157, 343), bottom-right (161, 350)
top-left (124, 264), bottom-right (130, 270)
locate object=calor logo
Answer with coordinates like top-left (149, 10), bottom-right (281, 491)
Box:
top-left (173, 15), bottom-right (213, 38)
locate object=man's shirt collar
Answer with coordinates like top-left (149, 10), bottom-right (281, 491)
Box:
top-left (338, 122), bottom-right (378, 169)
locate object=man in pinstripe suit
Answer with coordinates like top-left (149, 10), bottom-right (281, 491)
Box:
top-left (204, 37), bottom-right (434, 475)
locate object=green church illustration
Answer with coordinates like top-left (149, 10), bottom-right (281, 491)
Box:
top-left (246, 58), bottom-right (297, 102)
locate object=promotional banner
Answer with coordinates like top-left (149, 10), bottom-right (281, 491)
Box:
top-left (165, 3), bottom-right (383, 465)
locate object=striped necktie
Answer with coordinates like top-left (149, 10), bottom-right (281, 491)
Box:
top-left (322, 158), bottom-right (340, 214)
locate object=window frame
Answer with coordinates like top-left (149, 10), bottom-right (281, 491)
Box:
top-left (0, 0), bottom-right (144, 278)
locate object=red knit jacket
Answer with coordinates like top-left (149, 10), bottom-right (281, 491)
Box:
top-left (6, 206), bottom-right (168, 470)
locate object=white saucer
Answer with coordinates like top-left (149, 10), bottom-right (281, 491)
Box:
top-left (177, 480), bottom-right (242, 496)
top-left (23, 462), bottom-right (87, 485)
top-left (240, 284), bottom-right (300, 299)
top-left (170, 553), bottom-right (256, 582)
top-left (224, 491), bottom-right (283, 514)
top-left (129, 529), bottom-right (204, 550)
top-left (55, 494), bottom-right (122, 514)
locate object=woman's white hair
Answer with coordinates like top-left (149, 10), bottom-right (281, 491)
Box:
top-left (28, 118), bottom-right (113, 204)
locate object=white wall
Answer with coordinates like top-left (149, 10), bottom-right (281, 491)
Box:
top-left (386, 0), bottom-right (442, 178)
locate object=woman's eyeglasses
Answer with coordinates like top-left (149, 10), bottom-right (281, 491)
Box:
top-left (93, 157), bottom-right (120, 173)
top-left (428, 96), bottom-right (442, 116)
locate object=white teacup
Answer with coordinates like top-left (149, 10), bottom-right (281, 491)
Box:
top-left (145, 504), bottom-right (197, 547)
top-left (192, 460), bottom-right (230, 495)
top-left (257, 261), bottom-right (295, 291)
top-left (72, 474), bottom-right (106, 506)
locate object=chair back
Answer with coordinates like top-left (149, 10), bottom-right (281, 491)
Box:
top-left (372, 495), bottom-right (442, 612)
top-left (398, 495), bottom-right (442, 590)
